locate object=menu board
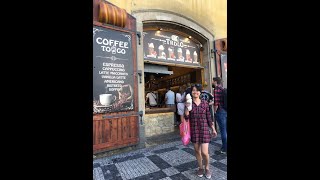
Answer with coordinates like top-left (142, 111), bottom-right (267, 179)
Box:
top-left (93, 25), bottom-right (134, 113)
top-left (143, 30), bottom-right (201, 66)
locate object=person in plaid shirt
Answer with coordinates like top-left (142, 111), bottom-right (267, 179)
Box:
top-left (184, 84), bottom-right (217, 179)
top-left (212, 77), bottom-right (227, 154)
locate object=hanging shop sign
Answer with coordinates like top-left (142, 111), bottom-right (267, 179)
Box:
top-left (143, 30), bottom-right (201, 67)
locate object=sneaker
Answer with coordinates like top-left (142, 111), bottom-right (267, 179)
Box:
top-left (220, 150), bottom-right (227, 154)
top-left (205, 169), bottom-right (211, 179)
top-left (197, 168), bottom-right (204, 177)
top-left (214, 149), bottom-right (226, 155)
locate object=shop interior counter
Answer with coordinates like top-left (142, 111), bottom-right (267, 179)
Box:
top-left (145, 107), bottom-right (176, 114)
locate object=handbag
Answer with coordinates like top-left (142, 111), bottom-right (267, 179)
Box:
top-left (179, 120), bottom-right (191, 146)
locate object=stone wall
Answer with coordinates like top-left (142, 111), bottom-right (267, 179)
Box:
top-left (144, 112), bottom-right (175, 137)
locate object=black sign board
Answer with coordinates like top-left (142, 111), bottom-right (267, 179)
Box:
top-left (143, 30), bottom-right (201, 66)
top-left (93, 26), bottom-right (134, 113)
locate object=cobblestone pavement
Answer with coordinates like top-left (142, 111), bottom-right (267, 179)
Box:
top-left (93, 136), bottom-right (227, 180)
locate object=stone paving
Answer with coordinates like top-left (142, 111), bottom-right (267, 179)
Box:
top-left (93, 136), bottom-right (227, 180)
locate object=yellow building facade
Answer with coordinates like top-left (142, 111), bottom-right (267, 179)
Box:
top-left (107, 0), bottom-right (227, 39)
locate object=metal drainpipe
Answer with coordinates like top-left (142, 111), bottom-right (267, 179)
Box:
top-left (212, 40), bottom-right (218, 132)
top-left (213, 41), bottom-right (219, 78)
top-left (207, 41), bottom-right (212, 92)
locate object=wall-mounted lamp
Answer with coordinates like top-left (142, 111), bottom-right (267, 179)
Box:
top-left (137, 31), bottom-right (141, 45)
top-left (138, 110), bottom-right (144, 125)
top-left (137, 70), bottom-right (142, 84)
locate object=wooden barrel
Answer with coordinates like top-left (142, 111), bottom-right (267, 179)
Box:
top-left (99, 1), bottom-right (127, 28)
top-left (221, 39), bottom-right (227, 51)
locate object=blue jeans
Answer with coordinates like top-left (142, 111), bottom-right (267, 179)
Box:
top-left (215, 108), bottom-right (227, 151)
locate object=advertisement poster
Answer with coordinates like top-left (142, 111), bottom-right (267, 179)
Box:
top-left (93, 26), bottom-right (134, 113)
top-left (143, 30), bottom-right (201, 67)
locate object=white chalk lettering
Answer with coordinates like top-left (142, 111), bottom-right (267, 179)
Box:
top-left (104, 80), bottom-right (124, 83)
top-left (110, 72), bottom-right (128, 76)
top-left (102, 63), bottom-right (124, 68)
top-left (100, 76), bottom-right (126, 80)
top-left (95, 37), bottom-right (129, 48)
top-left (116, 76), bottom-right (126, 80)
top-left (102, 67), bottom-right (125, 72)
top-left (96, 37), bottom-right (103, 44)
top-left (99, 71), bottom-right (109, 74)
top-left (107, 84), bottom-right (122, 87)
top-left (101, 75), bottom-right (116, 79)
top-left (96, 36), bottom-right (129, 54)
top-left (101, 46), bottom-right (126, 54)
top-left (108, 88), bottom-right (121, 91)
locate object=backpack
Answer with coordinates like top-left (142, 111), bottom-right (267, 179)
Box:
top-left (200, 90), bottom-right (214, 103)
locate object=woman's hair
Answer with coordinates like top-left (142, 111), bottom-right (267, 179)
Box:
top-left (191, 84), bottom-right (203, 92)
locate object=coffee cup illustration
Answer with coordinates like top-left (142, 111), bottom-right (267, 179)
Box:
top-left (168, 47), bottom-right (175, 59)
top-left (158, 45), bottom-right (165, 58)
top-left (99, 94), bottom-right (116, 106)
top-left (193, 51), bottom-right (198, 63)
top-left (177, 48), bottom-right (183, 60)
top-left (186, 49), bottom-right (191, 62)
top-left (148, 43), bottom-right (155, 56)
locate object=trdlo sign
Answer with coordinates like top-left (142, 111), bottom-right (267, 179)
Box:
top-left (93, 25), bottom-right (134, 113)
top-left (143, 30), bottom-right (201, 67)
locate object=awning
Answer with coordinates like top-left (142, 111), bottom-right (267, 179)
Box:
top-left (144, 64), bottom-right (173, 75)
top-left (144, 60), bottom-right (204, 69)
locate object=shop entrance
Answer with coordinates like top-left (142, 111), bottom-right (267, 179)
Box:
top-left (143, 63), bottom-right (204, 138)
top-left (144, 64), bottom-right (203, 109)
top-left (141, 22), bottom-right (211, 139)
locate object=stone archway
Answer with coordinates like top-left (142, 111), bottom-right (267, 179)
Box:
top-left (132, 9), bottom-right (217, 112)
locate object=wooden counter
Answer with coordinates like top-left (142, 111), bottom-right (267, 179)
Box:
top-left (145, 107), bottom-right (176, 114)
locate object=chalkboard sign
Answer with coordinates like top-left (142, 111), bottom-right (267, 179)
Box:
top-left (143, 30), bottom-right (201, 67)
top-left (93, 25), bottom-right (134, 113)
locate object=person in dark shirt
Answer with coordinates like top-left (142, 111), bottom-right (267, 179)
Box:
top-left (212, 77), bottom-right (227, 154)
